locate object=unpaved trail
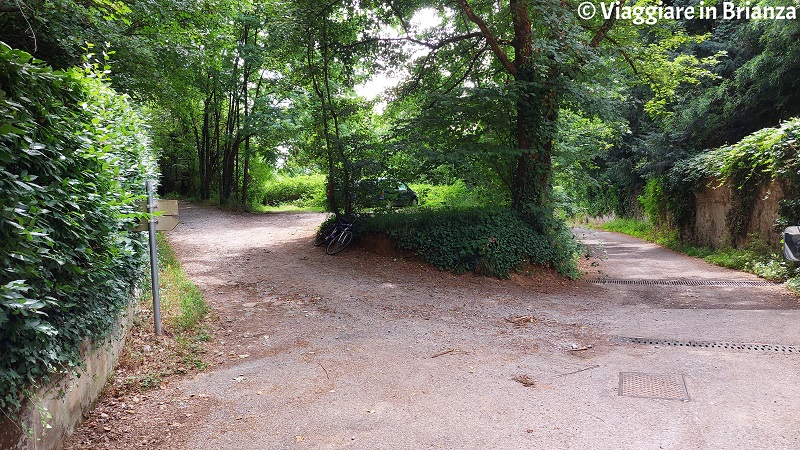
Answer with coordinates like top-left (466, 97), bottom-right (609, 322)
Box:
top-left (66, 204), bottom-right (800, 449)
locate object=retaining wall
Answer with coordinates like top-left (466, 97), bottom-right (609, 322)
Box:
top-left (693, 179), bottom-right (783, 248)
top-left (0, 308), bottom-right (132, 450)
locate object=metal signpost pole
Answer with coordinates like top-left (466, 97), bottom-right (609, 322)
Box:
top-left (146, 180), bottom-right (162, 335)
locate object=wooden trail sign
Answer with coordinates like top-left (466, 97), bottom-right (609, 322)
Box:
top-left (132, 199), bottom-right (180, 231)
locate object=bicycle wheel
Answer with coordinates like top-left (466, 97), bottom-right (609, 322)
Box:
top-left (326, 230), bottom-right (353, 255)
top-left (313, 231), bottom-right (328, 246)
top-left (314, 223), bottom-right (336, 246)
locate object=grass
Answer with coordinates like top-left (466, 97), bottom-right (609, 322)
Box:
top-left (116, 233), bottom-right (212, 394)
top-left (596, 218), bottom-right (800, 289)
top-left (155, 233), bottom-right (209, 333)
top-left (249, 203), bottom-right (325, 213)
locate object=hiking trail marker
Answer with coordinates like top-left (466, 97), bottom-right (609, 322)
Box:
top-left (135, 181), bottom-right (180, 335)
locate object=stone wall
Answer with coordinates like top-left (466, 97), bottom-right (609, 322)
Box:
top-left (693, 179), bottom-right (783, 249)
top-left (0, 309), bottom-right (132, 450)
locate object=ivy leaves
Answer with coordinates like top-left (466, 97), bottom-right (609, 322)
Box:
top-left (0, 43), bottom-right (156, 413)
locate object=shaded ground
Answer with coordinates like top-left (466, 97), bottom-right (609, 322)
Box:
top-left (66, 204), bottom-right (800, 449)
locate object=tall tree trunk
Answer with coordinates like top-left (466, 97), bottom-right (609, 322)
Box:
top-left (459, 0), bottom-right (557, 213)
top-left (511, 77), bottom-right (558, 212)
top-left (241, 70), bottom-right (265, 208)
top-left (308, 22), bottom-right (340, 216)
top-left (321, 19), bottom-right (351, 215)
top-left (199, 79), bottom-right (213, 201)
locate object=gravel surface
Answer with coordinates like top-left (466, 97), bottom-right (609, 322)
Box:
top-left (66, 204), bottom-right (800, 449)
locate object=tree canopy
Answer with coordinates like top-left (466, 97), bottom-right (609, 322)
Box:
top-left (2, 0), bottom-right (798, 224)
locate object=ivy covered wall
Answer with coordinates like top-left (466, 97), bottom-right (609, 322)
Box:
top-left (671, 118), bottom-right (800, 248)
top-left (0, 42), bottom-right (158, 414)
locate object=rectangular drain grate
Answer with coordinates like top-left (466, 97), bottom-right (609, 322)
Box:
top-left (592, 279), bottom-right (778, 287)
top-left (619, 372), bottom-right (690, 401)
top-left (617, 336), bottom-right (800, 353)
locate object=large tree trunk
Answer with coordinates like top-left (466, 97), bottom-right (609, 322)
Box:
top-left (459, 0), bottom-right (555, 213)
top-left (511, 77), bottom-right (558, 212)
top-left (199, 84), bottom-right (213, 201)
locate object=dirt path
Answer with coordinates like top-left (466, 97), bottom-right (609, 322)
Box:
top-left (67, 204), bottom-right (800, 449)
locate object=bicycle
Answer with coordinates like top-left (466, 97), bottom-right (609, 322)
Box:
top-left (313, 217), bottom-right (354, 255)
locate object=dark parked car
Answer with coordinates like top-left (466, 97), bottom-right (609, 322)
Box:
top-left (354, 178), bottom-right (418, 208)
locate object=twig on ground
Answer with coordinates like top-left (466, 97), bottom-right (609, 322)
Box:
top-left (317, 362), bottom-right (330, 380)
top-left (431, 349), bottom-right (455, 358)
top-left (558, 365), bottom-right (601, 377)
top-left (567, 345), bottom-right (594, 352)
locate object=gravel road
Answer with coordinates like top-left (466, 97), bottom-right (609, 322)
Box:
top-left (66, 204), bottom-right (800, 449)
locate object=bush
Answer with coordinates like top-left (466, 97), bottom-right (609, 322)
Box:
top-left (358, 207), bottom-right (580, 278)
top-left (259, 174), bottom-right (325, 208)
top-left (0, 44), bottom-right (157, 413)
top-left (409, 180), bottom-right (497, 208)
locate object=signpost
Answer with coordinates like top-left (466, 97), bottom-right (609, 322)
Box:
top-left (139, 181), bottom-right (180, 335)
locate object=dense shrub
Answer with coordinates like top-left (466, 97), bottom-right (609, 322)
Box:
top-left (409, 180), bottom-right (497, 208)
top-left (0, 44), bottom-right (157, 413)
top-left (259, 174), bottom-right (325, 208)
top-left (358, 207), bottom-right (580, 278)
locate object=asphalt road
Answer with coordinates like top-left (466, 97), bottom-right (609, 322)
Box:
top-left (97, 207), bottom-right (800, 449)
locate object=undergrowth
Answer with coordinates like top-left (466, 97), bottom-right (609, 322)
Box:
top-left (355, 207), bottom-right (581, 279)
top-left (254, 174), bottom-right (326, 210)
top-left (408, 180), bottom-right (497, 208)
top-left (118, 234), bottom-right (211, 394)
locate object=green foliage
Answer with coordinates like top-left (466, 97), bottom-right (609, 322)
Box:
top-left (675, 118), bottom-right (800, 186)
top-left (258, 174), bottom-right (326, 209)
top-left (673, 117), bottom-right (800, 234)
top-left (0, 43), bottom-right (157, 413)
top-left (703, 245), bottom-right (793, 282)
top-left (786, 276), bottom-right (800, 296)
top-left (358, 207), bottom-right (580, 279)
top-left (638, 177), bottom-right (669, 224)
top-left (409, 180), bottom-right (497, 209)
top-left (552, 109), bottom-right (626, 219)
top-left (636, 33), bottom-right (724, 125)
top-left (670, 18), bottom-right (800, 151)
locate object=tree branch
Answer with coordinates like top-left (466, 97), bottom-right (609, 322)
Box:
top-left (456, 0), bottom-right (517, 75)
top-left (346, 32), bottom-right (483, 51)
top-left (603, 36), bottom-right (638, 75)
top-left (424, 45), bottom-right (490, 110)
top-left (589, 0), bottom-right (625, 48)
top-left (388, 0), bottom-right (412, 35)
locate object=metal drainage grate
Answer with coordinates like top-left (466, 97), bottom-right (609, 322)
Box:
top-left (619, 372), bottom-right (690, 401)
top-left (617, 336), bottom-right (800, 353)
top-left (592, 279), bottom-right (778, 287)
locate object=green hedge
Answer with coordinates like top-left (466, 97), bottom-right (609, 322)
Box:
top-left (0, 43), bottom-right (157, 413)
top-left (259, 174), bottom-right (325, 208)
top-left (358, 207), bottom-right (580, 278)
top-left (409, 180), bottom-right (496, 208)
